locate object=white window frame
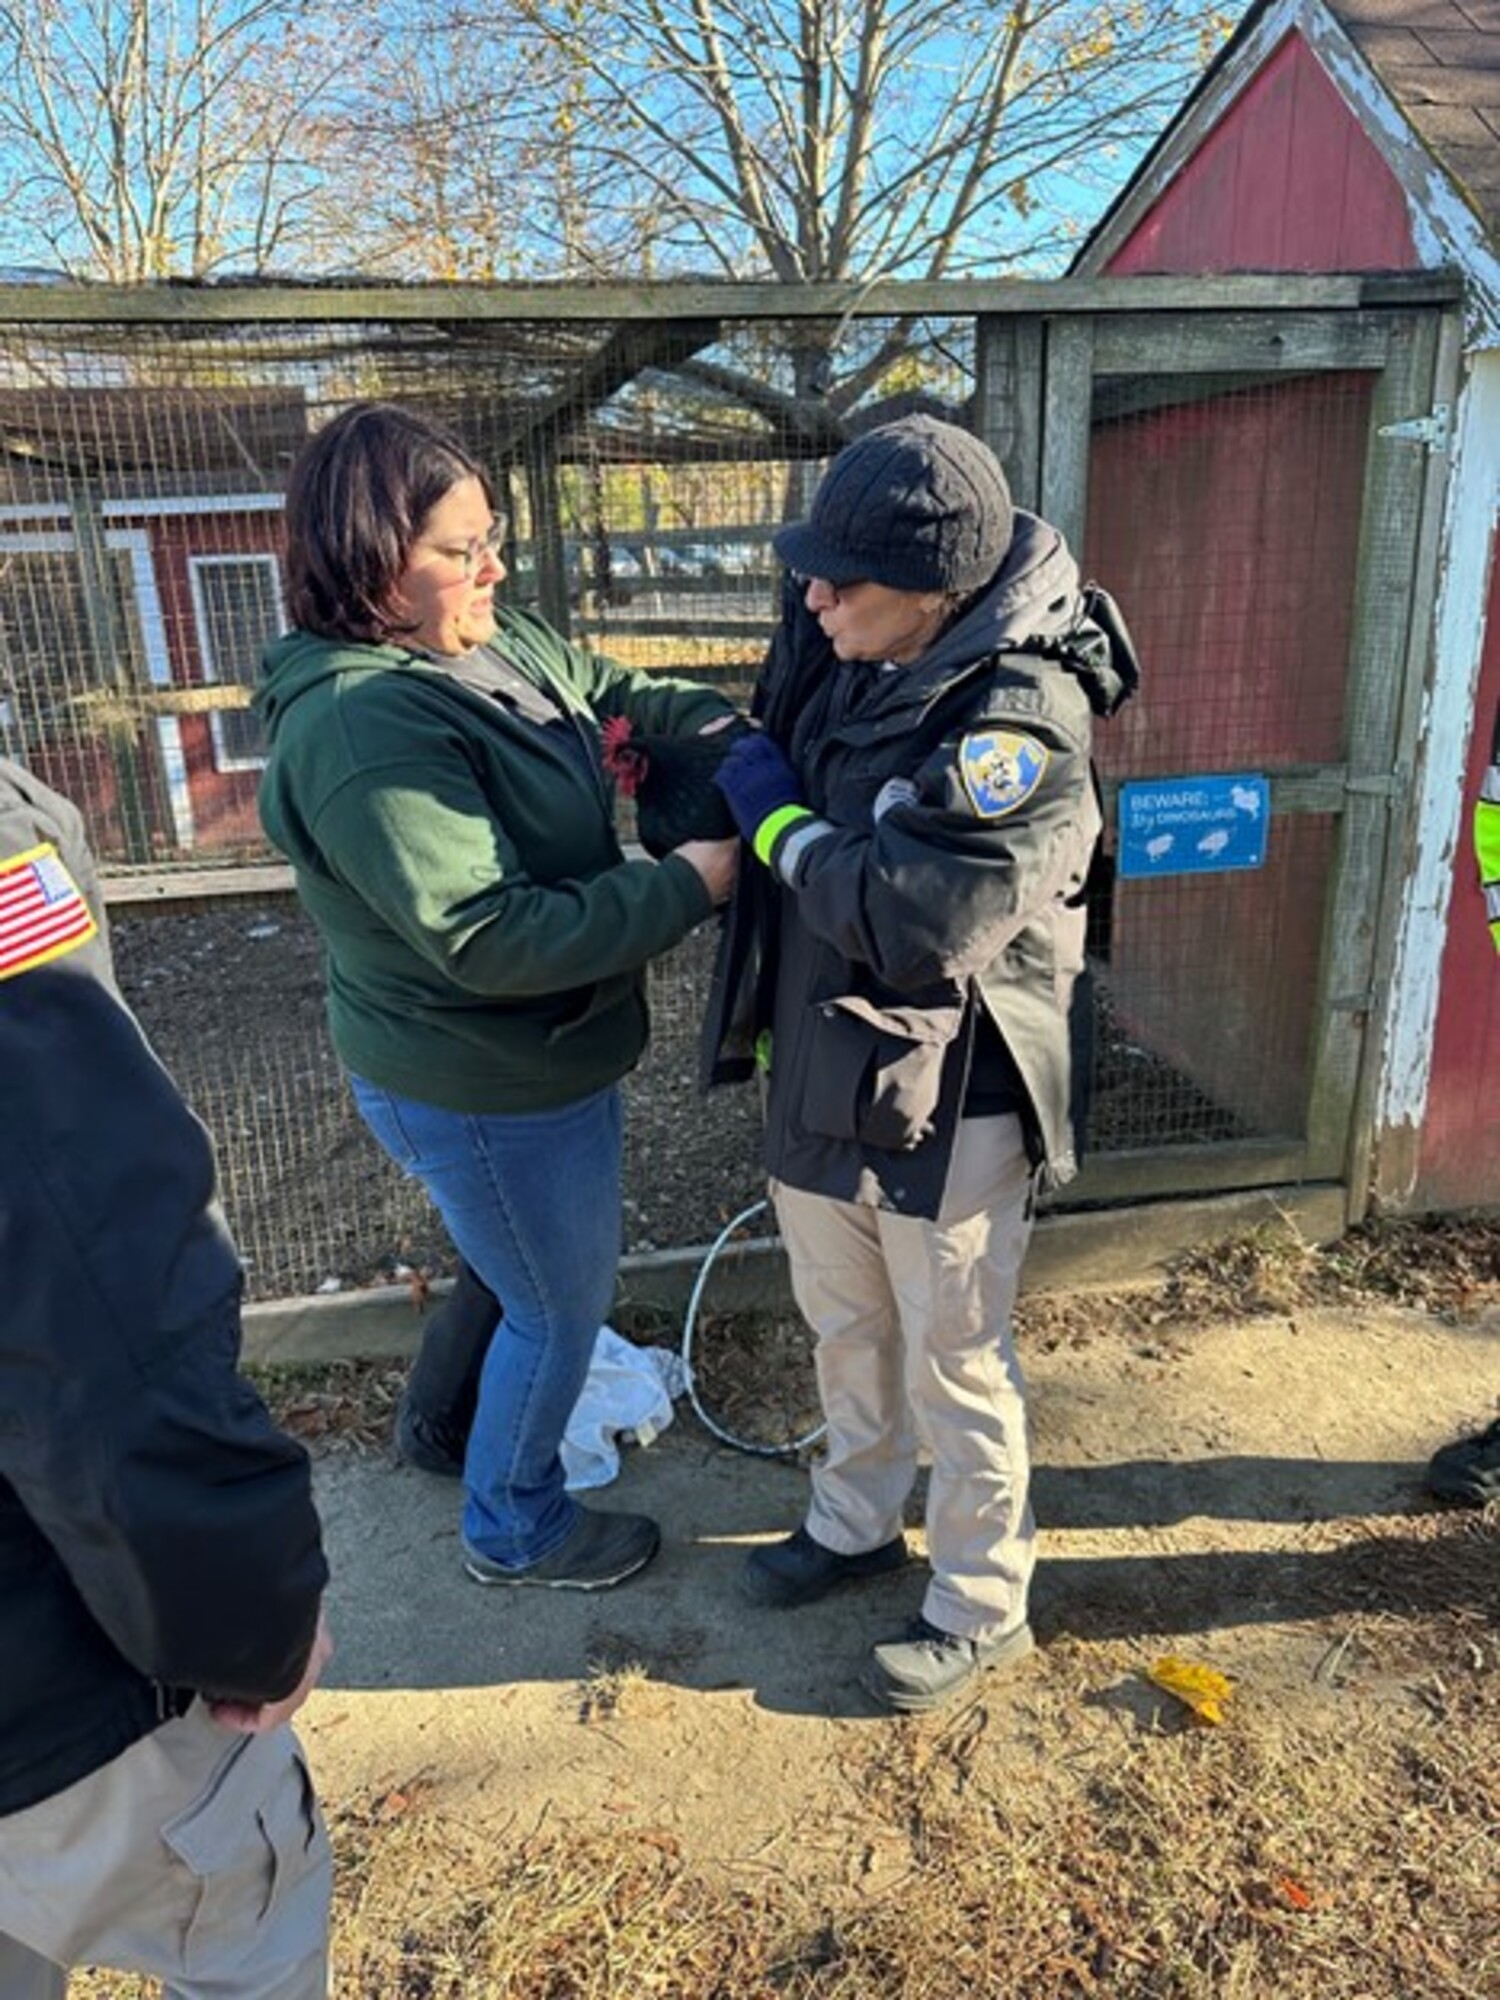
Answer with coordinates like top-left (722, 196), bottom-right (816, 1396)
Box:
top-left (187, 551), bottom-right (285, 773)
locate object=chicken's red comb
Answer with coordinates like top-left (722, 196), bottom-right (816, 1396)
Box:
top-left (599, 713), bottom-right (647, 795)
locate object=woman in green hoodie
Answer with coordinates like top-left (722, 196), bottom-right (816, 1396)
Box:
top-left (257, 402), bottom-right (738, 1592)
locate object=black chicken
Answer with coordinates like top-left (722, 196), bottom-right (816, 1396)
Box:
top-left (600, 715), bottom-right (753, 859)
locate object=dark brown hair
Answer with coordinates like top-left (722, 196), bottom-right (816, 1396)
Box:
top-left (283, 402), bottom-right (494, 642)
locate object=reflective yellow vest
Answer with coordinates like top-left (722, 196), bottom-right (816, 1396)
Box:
top-left (1478, 698), bottom-right (1500, 953)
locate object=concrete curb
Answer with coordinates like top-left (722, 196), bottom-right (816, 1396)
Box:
top-left (242, 1183), bottom-right (1348, 1365)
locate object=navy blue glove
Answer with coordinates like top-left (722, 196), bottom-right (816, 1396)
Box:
top-left (712, 732), bottom-right (810, 860)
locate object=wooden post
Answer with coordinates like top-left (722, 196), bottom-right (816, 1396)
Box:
top-left (68, 482), bottom-right (160, 862)
top-left (1039, 317), bottom-right (1094, 552)
top-left (975, 314), bottom-right (1043, 510)
top-left (523, 430), bottom-right (571, 639)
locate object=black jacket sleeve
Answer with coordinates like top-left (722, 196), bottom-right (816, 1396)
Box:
top-left (781, 699), bottom-right (1098, 994)
top-left (0, 762), bottom-right (327, 1705)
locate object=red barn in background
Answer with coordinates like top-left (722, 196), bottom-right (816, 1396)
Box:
top-left (1073, 0), bottom-right (1499, 1215)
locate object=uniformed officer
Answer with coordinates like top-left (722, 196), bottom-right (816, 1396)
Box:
top-left (706, 416), bottom-right (1138, 1713)
top-left (0, 759), bottom-right (333, 1998)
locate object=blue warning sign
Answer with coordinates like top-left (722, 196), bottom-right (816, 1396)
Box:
top-left (1117, 774), bottom-right (1270, 879)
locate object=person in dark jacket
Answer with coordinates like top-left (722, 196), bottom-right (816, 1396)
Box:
top-left (257, 402), bottom-right (738, 1592)
top-left (0, 759), bottom-right (332, 1998)
top-left (707, 416), bottom-right (1137, 1713)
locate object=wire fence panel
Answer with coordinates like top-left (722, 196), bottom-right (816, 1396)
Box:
top-left (0, 289), bottom-right (1436, 1296)
top-left (1083, 371), bottom-right (1380, 1159)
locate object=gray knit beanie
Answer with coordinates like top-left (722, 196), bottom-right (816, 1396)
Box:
top-left (773, 415), bottom-right (1014, 594)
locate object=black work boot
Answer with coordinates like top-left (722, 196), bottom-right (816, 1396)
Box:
top-left (741, 1525), bottom-right (908, 1608)
top-left (395, 1397), bottom-right (468, 1478)
top-left (394, 1260), bottom-right (499, 1476)
top-left (1427, 1418), bottom-right (1500, 1507)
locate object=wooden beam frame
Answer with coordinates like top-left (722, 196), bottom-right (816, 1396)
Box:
top-left (0, 272), bottom-right (1460, 327)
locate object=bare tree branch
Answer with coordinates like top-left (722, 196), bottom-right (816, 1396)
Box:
top-left (0, 0), bottom-right (365, 278)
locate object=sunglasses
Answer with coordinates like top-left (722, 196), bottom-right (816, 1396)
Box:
top-left (790, 570), bottom-right (868, 602)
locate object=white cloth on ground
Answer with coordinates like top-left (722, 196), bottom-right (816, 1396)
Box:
top-left (562, 1325), bottom-right (684, 1490)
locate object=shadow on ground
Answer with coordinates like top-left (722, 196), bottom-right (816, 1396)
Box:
top-left (312, 1425), bottom-right (1491, 1718)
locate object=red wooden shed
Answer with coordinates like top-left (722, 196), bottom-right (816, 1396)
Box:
top-left (1073, 0), bottom-right (1500, 1216)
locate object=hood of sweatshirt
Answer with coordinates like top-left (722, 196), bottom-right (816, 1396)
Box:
top-left (255, 630), bottom-right (406, 742)
top-left (911, 511), bottom-right (1138, 720)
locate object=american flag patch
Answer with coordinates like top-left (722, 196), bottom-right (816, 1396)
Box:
top-left (0, 842), bottom-right (98, 981)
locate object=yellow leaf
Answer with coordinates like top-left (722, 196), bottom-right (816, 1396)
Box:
top-left (1146, 1654), bottom-right (1234, 1725)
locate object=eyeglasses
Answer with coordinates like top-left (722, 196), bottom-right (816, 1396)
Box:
top-left (440, 517), bottom-right (509, 578)
top-left (791, 570), bottom-right (866, 603)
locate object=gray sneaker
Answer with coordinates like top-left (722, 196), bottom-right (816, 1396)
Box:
top-left (741, 1526), bottom-right (909, 1607)
top-left (866, 1615), bottom-right (1035, 1714)
top-left (463, 1507), bottom-right (660, 1591)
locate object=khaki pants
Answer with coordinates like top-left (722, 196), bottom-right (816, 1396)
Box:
top-left (0, 1704), bottom-right (330, 2000)
top-left (773, 1114), bottom-right (1037, 1641)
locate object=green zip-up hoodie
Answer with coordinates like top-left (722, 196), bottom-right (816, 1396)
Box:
top-left (256, 607), bottom-right (731, 1112)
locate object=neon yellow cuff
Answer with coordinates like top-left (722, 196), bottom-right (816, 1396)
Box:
top-left (753, 803), bottom-right (812, 868)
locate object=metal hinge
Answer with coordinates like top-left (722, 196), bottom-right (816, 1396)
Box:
top-left (1377, 403), bottom-right (1450, 452)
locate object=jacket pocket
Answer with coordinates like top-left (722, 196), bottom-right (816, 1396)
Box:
top-left (162, 1722), bottom-right (329, 1969)
top-left (801, 994), bottom-right (965, 1152)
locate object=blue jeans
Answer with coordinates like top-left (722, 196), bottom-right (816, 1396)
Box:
top-left (349, 1076), bottom-right (624, 1568)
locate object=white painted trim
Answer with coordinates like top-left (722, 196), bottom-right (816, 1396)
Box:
top-left (0, 502), bottom-right (70, 525)
top-left (187, 551), bottom-right (283, 773)
top-left (108, 533), bottom-right (196, 849)
top-left (0, 493), bottom-right (282, 527)
top-left (0, 522), bottom-right (196, 845)
top-left (102, 492), bottom-right (284, 520)
top-left (1375, 350), bottom-right (1500, 1176)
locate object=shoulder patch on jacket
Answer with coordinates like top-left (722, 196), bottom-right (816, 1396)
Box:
top-left (958, 730), bottom-right (1049, 819)
top-left (0, 841), bottom-right (97, 979)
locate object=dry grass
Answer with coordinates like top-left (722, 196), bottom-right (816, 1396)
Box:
top-left (89, 1543), bottom-right (1482, 2000)
top-left (73, 1216), bottom-right (1497, 1997)
top-left (68, 1645), bottom-right (1500, 1999)
top-left (1016, 1210), bottom-right (1500, 1355)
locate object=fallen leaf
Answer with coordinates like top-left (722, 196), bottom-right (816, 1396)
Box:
top-left (1277, 1874), bottom-right (1316, 1910)
top-left (1145, 1654), bottom-right (1234, 1725)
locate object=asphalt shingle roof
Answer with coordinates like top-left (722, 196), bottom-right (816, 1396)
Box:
top-left (1329, 0), bottom-right (1499, 242)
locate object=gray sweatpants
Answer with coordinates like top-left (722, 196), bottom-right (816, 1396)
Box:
top-left (772, 1113), bottom-right (1037, 1641)
top-left (0, 1703), bottom-right (330, 2000)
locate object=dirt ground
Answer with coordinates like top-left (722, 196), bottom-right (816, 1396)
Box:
top-left (297, 1292), bottom-right (1496, 1815)
top-left (78, 1224), bottom-right (1497, 1998)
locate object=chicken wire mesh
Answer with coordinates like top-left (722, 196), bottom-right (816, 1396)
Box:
top-left (0, 292), bottom-right (1415, 1298)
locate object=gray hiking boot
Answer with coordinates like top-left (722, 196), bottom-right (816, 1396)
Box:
top-left (866, 1615), bottom-right (1035, 1714)
top-left (741, 1525), bottom-right (908, 1607)
top-left (463, 1507), bottom-right (660, 1591)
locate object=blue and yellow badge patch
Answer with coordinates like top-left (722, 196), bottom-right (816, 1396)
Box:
top-left (958, 730), bottom-right (1049, 820)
